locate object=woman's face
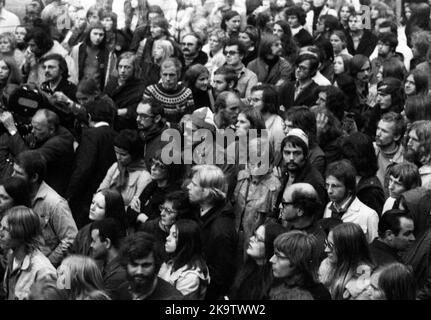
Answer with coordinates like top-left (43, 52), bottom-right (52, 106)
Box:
top-left (226, 15), bottom-right (241, 33)
top-left (88, 13), bottom-right (100, 25)
top-left (325, 231), bottom-right (336, 263)
top-left (0, 38), bottom-right (11, 53)
top-left (152, 42), bottom-right (164, 60)
top-left (115, 146), bottom-right (132, 167)
top-left (388, 175), bottom-right (406, 198)
top-left (247, 225), bottom-right (266, 260)
top-left (150, 23), bottom-right (164, 39)
top-left (404, 74), bottom-right (416, 96)
top-left (405, 5), bottom-right (412, 20)
top-left (330, 34), bottom-right (344, 54)
top-left (0, 185), bottom-right (14, 214)
top-left (102, 17), bottom-right (114, 31)
top-left (371, 6), bottom-right (380, 20)
top-left (235, 113), bottom-right (251, 137)
top-left (0, 60), bottom-right (10, 81)
top-left (340, 6), bottom-right (351, 21)
top-left (150, 159), bottom-right (168, 181)
top-left (208, 35), bottom-right (222, 53)
top-left (333, 56), bottom-right (345, 74)
top-left (165, 224), bottom-right (178, 253)
top-left (195, 73), bottom-right (209, 91)
top-left (238, 32), bottom-right (252, 48)
top-left (273, 24), bottom-right (284, 39)
top-left (89, 192), bottom-right (106, 221)
top-left (160, 201), bottom-right (178, 228)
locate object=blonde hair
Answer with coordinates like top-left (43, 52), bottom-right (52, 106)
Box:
top-left (153, 39), bottom-right (174, 63)
top-left (191, 164), bottom-right (227, 204)
top-left (60, 255), bottom-right (109, 300)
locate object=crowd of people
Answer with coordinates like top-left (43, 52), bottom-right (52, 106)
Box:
top-left (0, 0), bottom-right (430, 300)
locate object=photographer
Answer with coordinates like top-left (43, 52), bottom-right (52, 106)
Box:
top-left (0, 108), bottom-right (74, 197)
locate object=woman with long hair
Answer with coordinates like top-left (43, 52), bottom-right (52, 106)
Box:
top-left (405, 69), bottom-right (429, 97)
top-left (123, 0), bottom-right (148, 36)
top-left (319, 222), bottom-right (374, 300)
top-left (333, 54), bottom-right (352, 84)
top-left (272, 20), bottom-right (299, 65)
top-left (70, 189), bottom-right (127, 256)
top-left (100, 10), bottom-right (129, 56)
top-left (58, 255), bottom-right (110, 300)
top-left (0, 56), bottom-right (22, 105)
top-left (229, 222), bottom-right (285, 300)
top-left (338, 3), bottom-right (356, 30)
top-left (367, 262), bottom-right (417, 300)
top-left (329, 30), bottom-right (351, 57)
top-left (0, 32), bottom-right (25, 67)
top-left (221, 10), bottom-right (242, 40)
top-left (184, 64), bottom-right (214, 110)
top-left (159, 219), bottom-right (210, 299)
top-left (98, 129), bottom-right (152, 207)
top-left (350, 54), bottom-right (371, 111)
top-left (238, 25), bottom-right (259, 67)
top-left (203, 28), bottom-right (227, 80)
top-left (1, 206), bottom-right (56, 300)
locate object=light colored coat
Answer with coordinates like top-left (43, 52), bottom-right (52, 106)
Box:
top-left (324, 197), bottom-right (379, 243)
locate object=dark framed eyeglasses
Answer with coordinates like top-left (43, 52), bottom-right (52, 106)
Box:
top-left (223, 50), bottom-right (239, 56)
top-left (159, 205), bottom-right (177, 215)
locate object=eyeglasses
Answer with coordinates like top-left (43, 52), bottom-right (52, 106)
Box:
top-left (324, 238), bottom-right (334, 251)
top-left (159, 205), bottom-right (177, 215)
top-left (223, 50), bottom-right (239, 56)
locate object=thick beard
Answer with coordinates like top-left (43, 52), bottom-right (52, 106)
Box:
top-left (127, 272), bottom-right (156, 295)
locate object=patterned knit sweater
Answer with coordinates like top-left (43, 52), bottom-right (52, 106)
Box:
top-left (143, 83), bottom-right (195, 124)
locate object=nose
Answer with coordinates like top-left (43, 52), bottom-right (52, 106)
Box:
top-left (409, 234), bottom-right (415, 242)
top-left (135, 265), bottom-right (144, 275)
top-left (269, 255), bottom-right (276, 263)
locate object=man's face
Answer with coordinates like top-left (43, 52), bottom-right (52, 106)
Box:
top-left (377, 41), bottom-right (391, 57)
top-left (388, 175), bottom-right (406, 198)
top-left (127, 253), bottom-right (157, 293)
top-left (187, 175), bottom-right (204, 203)
top-left (136, 103), bottom-right (155, 130)
top-left (76, 91), bottom-right (95, 106)
top-left (90, 229), bottom-right (108, 260)
top-left (389, 217), bottom-right (415, 251)
top-left (101, 17), bottom-right (114, 31)
top-left (249, 90), bottom-right (264, 111)
top-left (31, 114), bottom-right (52, 143)
top-left (212, 74), bottom-right (229, 96)
top-left (0, 185), bottom-right (14, 215)
top-left (225, 15), bottom-right (241, 33)
top-left (12, 163), bottom-right (29, 182)
top-left (279, 187), bottom-right (300, 224)
top-left (115, 146), bottom-right (132, 167)
top-left (0, 37), bottom-right (11, 53)
top-left (356, 61), bottom-right (371, 82)
top-left (222, 94), bottom-right (240, 126)
top-left (270, 249), bottom-right (296, 278)
top-left (118, 58), bottom-right (134, 82)
top-left (224, 45), bottom-right (242, 66)
top-left (15, 27), bottom-right (27, 44)
top-left (287, 15), bottom-right (300, 28)
top-left (375, 120), bottom-right (397, 148)
top-left (295, 59), bottom-right (311, 81)
top-left (181, 35), bottom-right (199, 57)
top-left (43, 59), bottom-right (62, 82)
top-left (271, 40), bottom-right (283, 56)
top-left (348, 16), bottom-right (358, 32)
top-left (407, 129), bottom-right (420, 153)
top-left (235, 113), bottom-right (250, 137)
top-left (238, 32), bottom-right (252, 48)
top-left (326, 175), bottom-right (348, 203)
top-left (161, 65), bottom-right (178, 90)
top-left (282, 142), bottom-right (306, 173)
top-left (28, 39), bottom-right (42, 57)
top-left (160, 201), bottom-right (178, 228)
top-left (90, 28), bottom-right (104, 46)
top-left (376, 90), bottom-right (392, 110)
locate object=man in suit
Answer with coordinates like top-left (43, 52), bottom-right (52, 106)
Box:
top-left (66, 98), bottom-right (117, 228)
top-left (278, 53), bottom-right (319, 109)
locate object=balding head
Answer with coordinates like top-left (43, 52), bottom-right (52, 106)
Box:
top-left (214, 91), bottom-right (241, 127)
top-left (31, 109), bottom-right (59, 143)
top-left (280, 183), bottom-right (322, 223)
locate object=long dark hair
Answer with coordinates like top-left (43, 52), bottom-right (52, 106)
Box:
top-left (273, 20), bottom-right (298, 63)
top-left (229, 222), bottom-right (285, 300)
top-left (2, 176), bottom-right (31, 209)
top-left (99, 189), bottom-right (126, 236)
top-left (377, 262), bottom-right (417, 300)
top-left (170, 219), bottom-right (207, 277)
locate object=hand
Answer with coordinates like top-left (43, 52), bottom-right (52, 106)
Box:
top-left (129, 197), bottom-right (141, 212)
top-left (316, 112), bottom-right (328, 134)
top-left (24, 49), bottom-right (37, 67)
top-left (0, 111), bottom-right (17, 135)
top-left (137, 213), bottom-right (149, 224)
top-left (51, 92), bottom-right (72, 105)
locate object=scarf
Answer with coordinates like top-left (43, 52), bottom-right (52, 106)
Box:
top-left (329, 195), bottom-right (355, 219)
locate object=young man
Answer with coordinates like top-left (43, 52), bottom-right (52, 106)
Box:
top-left (370, 32), bottom-right (400, 84)
top-left (212, 65), bottom-right (239, 98)
top-left (323, 160), bottom-right (379, 243)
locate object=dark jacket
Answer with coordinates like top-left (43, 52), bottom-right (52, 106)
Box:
top-left (247, 56), bottom-right (292, 85)
top-left (357, 176), bottom-right (385, 216)
top-left (69, 223), bottom-right (92, 256)
top-left (138, 123), bottom-right (171, 170)
top-left (370, 239), bottom-right (401, 267)
top-left (113, 277), bottom-right (184, 300)
top-left (278, 161), bottom-right (328, 214)
top-left (66, 125), bottom-right (117, 228)
top-left (346, 29), bottom-right (378, 58)
top-left (104, 76), bottom-right (146, 131)
top-left (9, 126), bottom-right (75, 197)
top-left (102, 256), bottom-right (127, 298)
top-left (402, 188), bottom-right (431, 238)
top-left (200, 201), bottom-right (238, 300)
top-left (278, 80), bottom-right (319, 109)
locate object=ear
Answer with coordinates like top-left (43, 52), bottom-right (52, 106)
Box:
top-left (296, 207), bottom-right (304, 217)
top-left (384, 230), bottom-right (394, 241)
top-left (105, 238), bottom-right (112, 250)
top-left (154, 114), bottom-right (162, 124)
top-left (31, 173), bottom-right (39, 185)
